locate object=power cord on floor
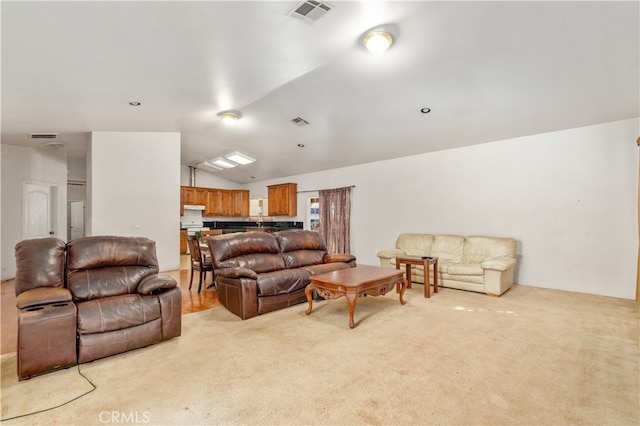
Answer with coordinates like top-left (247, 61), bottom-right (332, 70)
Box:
top-left (0, 363), bottom-right (97, 422)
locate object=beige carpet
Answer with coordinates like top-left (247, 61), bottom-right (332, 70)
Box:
top-left (1, 284), bottom-right (638, 425)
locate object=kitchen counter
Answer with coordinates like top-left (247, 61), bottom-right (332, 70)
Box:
top-left (201, 221), bottom-right (303, 233)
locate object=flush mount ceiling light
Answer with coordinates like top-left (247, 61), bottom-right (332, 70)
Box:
top-left (43, 141), bottom-right (66, 150)
top-left (218, 110), bottom-right (241, 124)
top-left (225, 151), bottom-right (255, 165)
top-left (197, 161), bottom-right (223, 172)
top-left (209, 157), bottom-right (238, 169)
top-left (363, 30), bottom-right (393, 55)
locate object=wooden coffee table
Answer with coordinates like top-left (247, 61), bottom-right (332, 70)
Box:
top-left (305, 265), bottom-right (406, 328)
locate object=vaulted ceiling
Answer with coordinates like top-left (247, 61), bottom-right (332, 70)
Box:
top-left (2, 1), bottom-right (638, 183)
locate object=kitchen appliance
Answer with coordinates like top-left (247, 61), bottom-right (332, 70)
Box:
top-left (181, 208), bottom-right (210, 239)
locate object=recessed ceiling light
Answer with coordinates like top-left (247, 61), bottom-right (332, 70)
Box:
top-left (421, 107), bottom-right (431, 114)
top-left (225, 151), bottom-right (255, 165)
top-left (209, 157), bottom-right (238, 169)
top-left (297, 143), bottom-right (305, 148)
top-left (129, 101), bottom-right (141, 106)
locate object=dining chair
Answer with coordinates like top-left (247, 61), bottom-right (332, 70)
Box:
top-left (199, 229), bottom-right (223, 243)
top-left (187, 234), bottom-right (214, 293)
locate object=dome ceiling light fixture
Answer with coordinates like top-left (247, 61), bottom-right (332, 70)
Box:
top-left (363, 30), bottom-right (393, 55)
top-left (218, 110), bottom-right (241, 124)
top-left (43, 141), bottom-right (66, 150)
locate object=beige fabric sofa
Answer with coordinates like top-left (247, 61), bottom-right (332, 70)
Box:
top-left (377, 234), bottom-right (517, 296)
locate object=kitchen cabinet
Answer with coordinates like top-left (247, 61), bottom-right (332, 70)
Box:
top-left (179, 230), bottom-right (187, 254)
top-left (267, 183), bottom-right (297, 216)
top-left (232, 190), bottom-right (250, 217)
top-left (181, 186), bottom-right (207, 206)
top-left (181, 186), bottom-right (250, 218)
top-left (205, 189), bottom-right (223, 216)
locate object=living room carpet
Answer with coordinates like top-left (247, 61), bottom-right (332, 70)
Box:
top-left (1, 284), bottom-right (638, 425)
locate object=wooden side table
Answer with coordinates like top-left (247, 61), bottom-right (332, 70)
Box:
top-left (395, 255), bottom-right (439, 298)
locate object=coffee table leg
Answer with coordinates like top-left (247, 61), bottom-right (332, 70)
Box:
top-left (346, 293), bottom-right (357, 329)
top-left (305, 285), bottom-right (315, 315)
top-left (399, 278), bottom-right (407, 305)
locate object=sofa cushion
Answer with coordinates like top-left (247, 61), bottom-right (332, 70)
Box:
top-left (447, 262), bottom-right (484, 276)
top-left (67, 236), bottom-right (159, 271)
top-left (301, 262), bottom-right (352, 276)
top-left (14, 237), bottom-right (66, 296)
top-left (76, 294), bottom-right (161, 335)
top-left (275, 230), bottom-right (328, 268)
top-left (68, 265), bottom-right (154, 301)
top-left (463, 236), bottom-right (517, 263)
top-left (396, 234), bottom-right (434, 256)
top-left (220, 253), bottom-right (286, 274)
top-left (256, 269), bottom-right (311, 296)
top-left (208, 232), bottom-right (285, 273)
top-left (430, 235), bottom-right (464, 262)
top-left (67, 236), bottom-right (160, 301)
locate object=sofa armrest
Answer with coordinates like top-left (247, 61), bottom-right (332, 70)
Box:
top-left (138, 274), bottom-right (177, 295)
top-left (481, 257), bottom-right (517, 272)
top-left (376, 249), bottom-right (405, 259)
top-left (215, 267), bottom-right (258, 280)
top-left (324, 253), bottom-right (356, 263)
top-left (17, 287), bottom-right (72, 310)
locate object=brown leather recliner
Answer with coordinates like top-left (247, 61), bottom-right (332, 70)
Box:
top-left (15, 236), bottom-right (181, 380)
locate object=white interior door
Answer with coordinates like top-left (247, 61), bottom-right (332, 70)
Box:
top-left (69, 201), bottom-right (85, 240)
top-left (24, 182), bottom-right (57, 239)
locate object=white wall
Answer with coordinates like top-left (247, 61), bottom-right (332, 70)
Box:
top-left (244, 119), bottom-right (639, 299)
top-left (89, 132), bottom-right (181, 271)
top-left (1, 145), bottom-right (68, 279)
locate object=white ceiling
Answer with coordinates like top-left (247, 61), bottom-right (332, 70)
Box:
top-left (2, 1), bottom-right (638, 183)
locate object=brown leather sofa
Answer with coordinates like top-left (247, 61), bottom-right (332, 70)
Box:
top-left (15, 236), bottom-right (181, 380)
top-left (208, 229), bottom-right (356, 320)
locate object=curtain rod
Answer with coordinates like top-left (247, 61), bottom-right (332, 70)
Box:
top-left (297, 185), bottom-right (355, 194)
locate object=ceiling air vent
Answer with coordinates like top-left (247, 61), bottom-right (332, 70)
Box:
top-left (30, 132), bottom-right (58, 139)
top-left (290, 116), bottom-right (310, 127)
top-left (287, 0), bottom-right (333, 24)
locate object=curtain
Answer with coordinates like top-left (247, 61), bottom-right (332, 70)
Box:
top-left (319, 186), bottom-right (352, 254)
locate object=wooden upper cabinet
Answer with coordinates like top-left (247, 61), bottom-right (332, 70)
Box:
top-left (220, 190), bottom-right (233, 216)
top-left (267, 183), bottom-right (297, 216)
top-left (233, 190), bottom-right (250, 217)
top-left (182, 186), bottom-right (207, 206)
top-left (181, 186), bottom-right (250, 217)
top-left (205, 189), bottom-right (223, 216)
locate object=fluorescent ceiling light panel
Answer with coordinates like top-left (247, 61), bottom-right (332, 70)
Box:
top-left (196, 162), bottom-right (223, 172)
top-left (209, 157), bottom-right (238, 168)
top-left (225, 151), bottom-right (255, 165)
